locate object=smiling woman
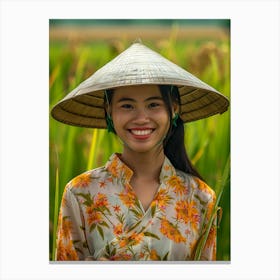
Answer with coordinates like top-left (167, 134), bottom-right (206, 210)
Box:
top-left (50, 42), bottom-right (229, 261)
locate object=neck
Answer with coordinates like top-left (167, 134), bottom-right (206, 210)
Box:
top-left (120, 148), bottom-right (165, 182)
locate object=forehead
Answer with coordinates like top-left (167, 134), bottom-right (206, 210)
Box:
top-left (112, 85), bottom-right (161, 101)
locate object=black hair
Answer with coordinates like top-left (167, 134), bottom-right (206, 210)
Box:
top-left (104, 85), bottom-right (203, 180)
top-left (159, 85), bottom-right (203, 180)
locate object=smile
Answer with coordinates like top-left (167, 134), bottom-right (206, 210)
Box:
top-left (130, 129), bottom-right (154, 136)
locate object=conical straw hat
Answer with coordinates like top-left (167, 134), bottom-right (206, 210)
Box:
top-left (51, 42), bottom-right (229, 128)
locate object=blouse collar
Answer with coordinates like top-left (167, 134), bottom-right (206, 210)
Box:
top-left (105, 153), bottom-right (177, 185)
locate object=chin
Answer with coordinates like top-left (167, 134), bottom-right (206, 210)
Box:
top-left (124, 142), bottom-right (163, 154)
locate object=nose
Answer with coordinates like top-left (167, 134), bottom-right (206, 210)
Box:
top-left (132, 108), bottom-right (150, 124)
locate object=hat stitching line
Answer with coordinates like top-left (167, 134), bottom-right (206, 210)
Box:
top-left (181, 111), bottom-right (224, 123)
top-left (56, 104), bottom-right (105, 119)
top-left (84, 93), bottom-right (104, 100)
top-left (181, 97), bottom-right (228, 115)
top-left (180, 91), bottom-right (210, 104)
top-left (70, 98), bottom-right (104, 109)
top-left (53, 118), bottom-right (106, 129)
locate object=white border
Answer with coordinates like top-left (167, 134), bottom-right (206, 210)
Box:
top-left (1, 0), bottom-right (279, 279)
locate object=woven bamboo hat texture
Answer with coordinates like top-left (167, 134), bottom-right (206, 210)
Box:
top-left (51, 42), bottom-right (229, 128)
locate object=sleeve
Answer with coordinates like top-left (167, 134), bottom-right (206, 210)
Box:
top-left (55, 186), bottom-right (90, 261)
top-left (200, 192), bottom-right (217, 261)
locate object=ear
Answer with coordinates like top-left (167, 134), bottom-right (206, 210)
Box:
top-left (172, 102), bottom-right (179, 117)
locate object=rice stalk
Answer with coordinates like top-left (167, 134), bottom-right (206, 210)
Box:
top-left (191, 139), bottom-right (209, 165)
top-left (87, 129), bottom-right (98, 170)
top-left (52, 165), bottom-right (60, 261)
top-left (193, 153), bottom-right (230, 260)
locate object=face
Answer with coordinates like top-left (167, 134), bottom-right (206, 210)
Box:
top-left (110, 85), bottom-right (174, 154)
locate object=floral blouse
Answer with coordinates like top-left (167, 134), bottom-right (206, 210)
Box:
top-left (55, 153), bottom-right (216, 261)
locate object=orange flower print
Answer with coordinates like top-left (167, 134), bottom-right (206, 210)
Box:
top-left (152, 189), bottom-right (171, 210)
top-left (130, 232), bottom-right (144, 245)
top-left (99, 181), bottom-right (106, 188)
top-left (149, 249), bottom-right (160, 260)
top-left (139, 251), bottom-right (146, 259)
top-left (160, 217), bottom-right (186, 243)
top-left (59, 216), bottom-right (73, 240)
top-left (110, 252), bottom-right (133, 261)
top-left (194, 177), bottom-right (214, 196)
top-left (106, 177), bottom-right (113, 183)
top-left (164, 164), bottom-right (171, 172)
top-left (121, 165), bottom-right (133, 181)
top-left (175, 200), bottom-right (200, 231)
top-left (117, 232), bottom-right (144, 248)
top-left (107, 157), bottom-right (119, 178)
top-left (175, 200), bottom-right (188, 222)
top-left (86, 205), bottom-right (102, 226)
top-left (113, 223), bottom-right (123, 236)
top-left (94, 193), bottom-right (109, 208)
top-left (113, 204), bottom-right (121, 213)
top-left (56, 239), bottom-right (79, 261)
top-left (119, 237), bottom-right (128, 248)
top-left (167, 175), bottom-right (187, 196)
top-left (71, 172), bottom-right (92, 188)
top-left (118, 190), bottom-right (136, 208)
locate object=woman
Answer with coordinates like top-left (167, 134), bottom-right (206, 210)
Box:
top-left (51, 42), bottom-right (229, 261)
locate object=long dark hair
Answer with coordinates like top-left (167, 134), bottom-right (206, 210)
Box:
top-left (104, 85), bottom-right (203, 180)
top-left (159, 85), bottom-right (203, 180)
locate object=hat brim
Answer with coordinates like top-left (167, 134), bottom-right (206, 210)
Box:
top-left (51, 43), bottom-right (229, 128)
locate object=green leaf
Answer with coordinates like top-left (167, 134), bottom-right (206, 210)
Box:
top-left (112, 247), bottom-right (116, 256)
top-left (151, 205), bottom-right (156, 217)
top-left (143, 232), bottom-right (160, 240)
top-left (76, 192), bottom-right (93, 206)
top-left (116, 213), bottom-right (125, 224)
top-left (100, 221), bottom-right (109, 228)
top-left (97, 225), bottom-right (104, 240)
top-left (89, 223), bottom-right (97, 233)
top-left (105, 243), bottom-right (110, 255)
top-left (162, 251), bottom-right (169, 261)
top-left (130, 208), bottom-right (142, 218)
top-left (127, 220), bottom-right (142, 232)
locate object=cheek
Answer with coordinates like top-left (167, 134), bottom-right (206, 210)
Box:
top-left (155, 112), bottom-right (171, 131)
top-left (111, 111), bottom-right (127, 131)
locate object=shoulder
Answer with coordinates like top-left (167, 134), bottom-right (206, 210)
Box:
top-left (175, 170), bottom-right (216, 204)
top-left (65, 166), bottom-right (109, 192)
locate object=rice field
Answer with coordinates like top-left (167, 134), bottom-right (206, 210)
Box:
top-left (49, 20), bottom-right (230, 261)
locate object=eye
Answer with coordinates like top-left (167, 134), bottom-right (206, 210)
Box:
top-left (148, 102), bottom-right (161, 109)
top-left (121, 103), bottom-right (134, 110)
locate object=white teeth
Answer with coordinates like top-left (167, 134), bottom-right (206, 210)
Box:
top-left (130, 129), bottom-right (153, 136)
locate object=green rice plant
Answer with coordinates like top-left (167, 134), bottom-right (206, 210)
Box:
top-left (87, 129), bottom-right (98, 170)
top-left (52, 166), bottom-right (60, 260)
top-left (193, 154), bottom-right (230, 260)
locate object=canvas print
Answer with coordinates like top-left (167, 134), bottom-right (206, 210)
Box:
top-left (49, 19), bottom-right (230, 261)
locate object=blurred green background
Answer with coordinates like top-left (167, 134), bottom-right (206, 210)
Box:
top-left (49, 19), bottom-right (230, 261)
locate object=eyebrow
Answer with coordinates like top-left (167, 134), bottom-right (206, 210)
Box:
top-left (117, 96), bottom-right (163, 103)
